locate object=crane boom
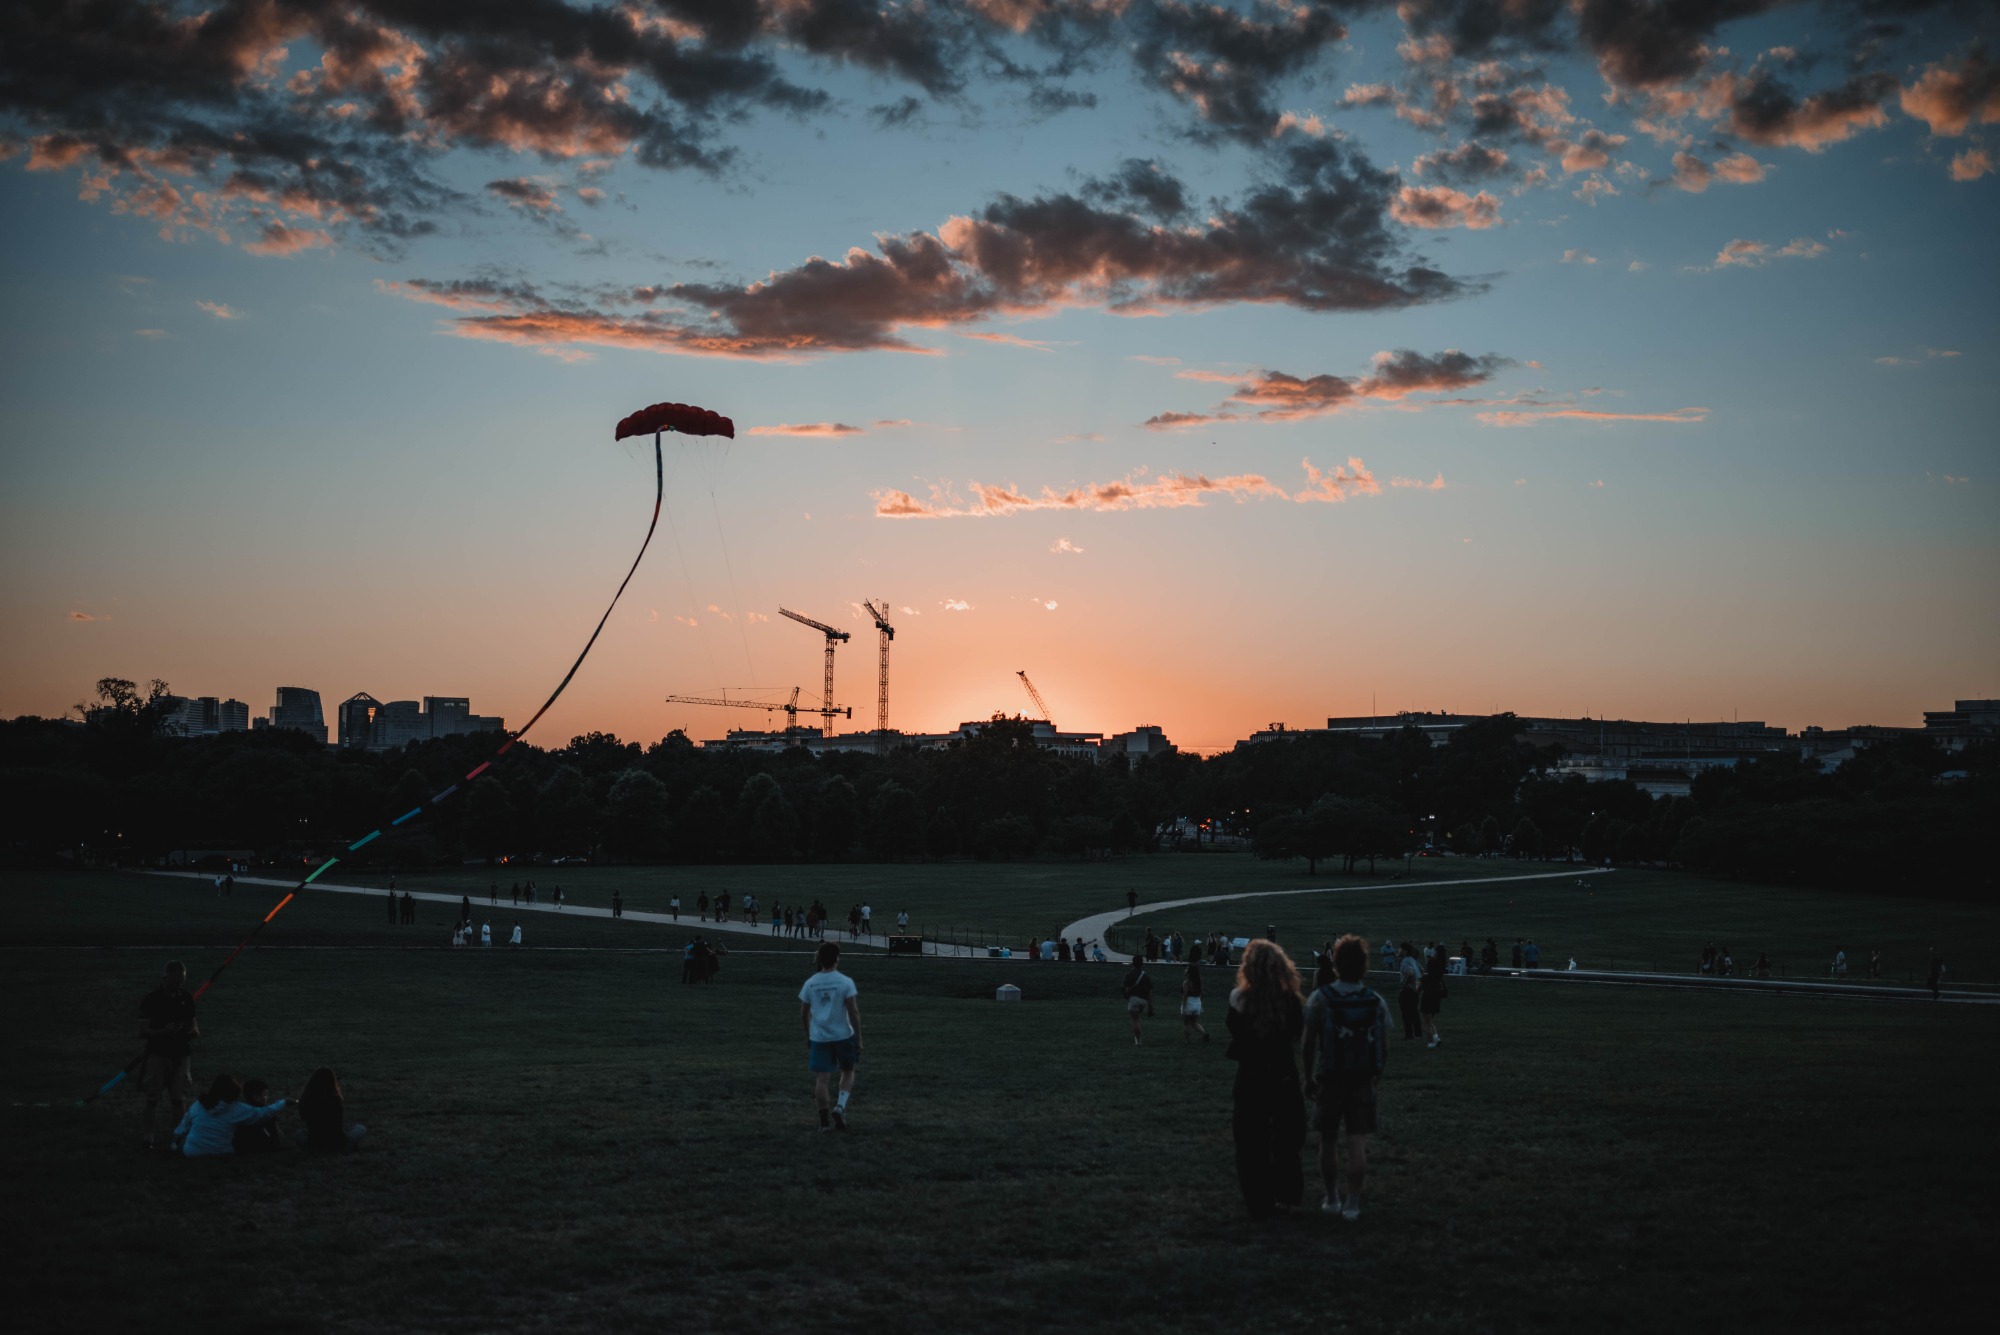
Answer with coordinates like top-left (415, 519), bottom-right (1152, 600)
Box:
top-left (778, 606), bottom-right (850, 729)
top-left (862, 598), bottom-right (894, 749)
top-left (665, 687), bottom-right (806, 731)
top-left (1017, 670), bottom-right (1051, 724)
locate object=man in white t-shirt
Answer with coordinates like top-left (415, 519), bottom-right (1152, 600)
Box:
top-left (480, 920), bottom-right (492, 947)
top-left (860, 903), bottom-right (872, 936)
top-left (798, 942), bottom-right (862, 1131)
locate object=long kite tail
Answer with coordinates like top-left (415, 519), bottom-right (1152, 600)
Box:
top-left (89, 425), bottom-right (680, 1094)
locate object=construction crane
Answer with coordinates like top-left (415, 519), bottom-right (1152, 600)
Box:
top-left (1017, 670), bottom-right (1052, 725)
top-left (665, 687), bottom-right (806, 734)
top-left (779, 607), bottom-right (852, 730)
top-left (861, 599), bottom-right (894, 747)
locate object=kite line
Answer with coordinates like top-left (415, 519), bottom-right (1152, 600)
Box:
top-left (89, 401), bottom-right (734, 1101)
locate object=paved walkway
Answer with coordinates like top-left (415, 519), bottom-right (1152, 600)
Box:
top-left (152, 870), bottom-right (984, 955)
top-left (1056, 866), bottom-right (1616, 960)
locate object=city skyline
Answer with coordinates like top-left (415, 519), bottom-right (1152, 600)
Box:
top-left (2, 3), bottom-right (1995, 753)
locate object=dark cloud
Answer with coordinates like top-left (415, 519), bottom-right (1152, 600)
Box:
top-left (1726, 69), bottom-right (1897, 148)
top-left (390, 138), bottom-right (1472, 359)
top-left (1412, 140), bottom-right (1514, 183)
top-left (1573, 0), bottom-right (1780, 90)
top-left (1082, 158), bottom-right (1191, 221)
top-left (1132, 0), bottom-right (1347, 143)
top-left (1026, 85), bottom-right (1099, 114)
top-left (871, 96), bottom-right (927, 129)
top-left (1145, 347), bottom-right (1513, 424)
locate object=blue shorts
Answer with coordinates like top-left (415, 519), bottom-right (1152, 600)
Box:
top-left (809, 1037), bottom-right (859, 1073)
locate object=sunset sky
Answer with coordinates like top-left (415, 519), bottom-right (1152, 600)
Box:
top-left (2, 1), bottom-right (1995, 752)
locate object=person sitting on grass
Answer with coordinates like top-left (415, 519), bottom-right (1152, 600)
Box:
top-left (297, 1067), bottom-right (366, 1152)
top-left (232, 1079), bottom-right (285, 1154)
top-left (174, 1074), bottom-right (287, 1158)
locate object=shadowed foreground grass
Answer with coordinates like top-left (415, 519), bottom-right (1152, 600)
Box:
top-left (6, 932), bottom-right (1995, 1334)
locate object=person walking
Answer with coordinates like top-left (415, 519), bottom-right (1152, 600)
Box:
top-left (137, 960), bottom-right (200, 1151)
top-left (1181, 959), bottom-right (1209, 1042)
top-left (1523, 939), bottom-right (1541, 970)
top-left (480, 920), bottom-right (492, 948)
top-left (401, 892), bottom-right (414, 924)
top-left (1225, 939), bottom-right (1307, 1219)
top-left (1420, 944), bottom-right (1448, 1048)
top-left (1302, 935), bottom-right (1391, 1222)
top-left (697, 891), bottom-right (710, 921)
top-left (1480, 938), bottom-right (1499, 974)
top-left (1122, 956), bottom-right (1154, 1044)
top-left (1511, 938), bottom-right (1524, 969)
top-left (1127, 888), bottom-right (1138, 917)
top-left (1927, 949), bottom-right (1946, 1000)
top-left (387, 888), bottom-right (397, 925)
top-left (799, 942), bottom-right (862, 1131)
top-left (509, 922), bottom-right (522, 947)
top-left (511, 882), bottom-right (521, 907)
top-left (670, 894), bottom-right (680, 920)
top-left (861, 903), bottom-right (873, 936)
top-left (897, 909), bottom-right (910, 934)
top-left (1397, 943), bottom-right (1423, 1040)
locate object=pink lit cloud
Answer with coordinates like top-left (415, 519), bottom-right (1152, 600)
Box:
top-left (1477, 407), bottom-right (1709, 427)
top-left (874, 456), bottom-right (1446, 519)
top-left (746, 422), bottom-right (864, 437)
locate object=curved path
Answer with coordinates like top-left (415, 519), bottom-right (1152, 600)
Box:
top-left (1057, 866), bottom-right (1615, 960)
top-left (152, 870), bottom-right (986, 955)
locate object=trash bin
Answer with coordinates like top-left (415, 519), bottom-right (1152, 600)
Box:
top-left (995, 984), bottom-right (1022, 1002)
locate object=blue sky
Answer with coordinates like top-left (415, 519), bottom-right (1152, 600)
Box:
top-left (2, 2), bottom-right (1994, 750)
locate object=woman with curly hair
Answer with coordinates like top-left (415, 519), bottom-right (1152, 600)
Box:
top-left (1226, 938), bottom-right (1307, 1218)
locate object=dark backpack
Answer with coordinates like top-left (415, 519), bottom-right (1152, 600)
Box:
top-left (1313, 985), bottom-right (1383, 1079)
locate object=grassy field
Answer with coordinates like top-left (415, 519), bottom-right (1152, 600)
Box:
top-left (1110, 866), bottom-right (1997, 985)
top-left (347, 853), bottom-right (1522, 950)
top-left (3, 871), bottom-right (1996, 1333)
top-left (13, 858), bottom-right (1992, 985)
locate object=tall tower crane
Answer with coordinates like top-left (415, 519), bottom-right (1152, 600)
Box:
top-left (779, 607), bottom-right (852, 731)
top-left (665, 687), bottom-right (806, 734)
top-left (1017, 670), bottom-right (1052, 725)
top-left (861, 599), bottom-right (894, 747)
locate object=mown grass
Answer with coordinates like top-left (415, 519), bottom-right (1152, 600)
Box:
top-left (4, 870), bottom-right (1995, 1334)
top-left (1111, 866), bottom-right (1996, 984)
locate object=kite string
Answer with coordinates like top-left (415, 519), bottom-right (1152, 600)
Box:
top-left (95, 432), bottom-right (670, 1088)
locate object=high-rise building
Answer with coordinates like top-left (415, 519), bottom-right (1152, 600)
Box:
top-left (338, 693), bottom-right (383, 749)
top-left (265, 687), bottom-right (327, 743)
top-left (334, 692), bottom-right (505, 749)
top-left (423, 696), bottom-right (472, 737)
top-left (163, 695), bottom-right (250, 737)
top-left (377, 700), bottom-right (427, 749)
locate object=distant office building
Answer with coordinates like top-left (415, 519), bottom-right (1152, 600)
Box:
top-left (262, 687), bottom-right (326, 743)
top-left (1923, 699), bottom-right (2000, 741)
top-left (1106, 725), bottom-right (1174, 761)
top-left (337, 693), bottom-right (383, 749)
top-left (163, 695), bottom-right (250, 738)
top-left (339, 692), bottom-right (504, 750)
top-left (694, 718), bottom-right (1171, 763)
top-left (423, 697), bottom-right (472, 736)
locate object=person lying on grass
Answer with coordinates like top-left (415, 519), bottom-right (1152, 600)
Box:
top-left (173, 1074), bottom-right (287, 1158)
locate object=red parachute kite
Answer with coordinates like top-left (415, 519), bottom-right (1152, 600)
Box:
top-left (87, 396), bottom-right (735, 1106)
top-left (615, 401), bottom-right (735, 441)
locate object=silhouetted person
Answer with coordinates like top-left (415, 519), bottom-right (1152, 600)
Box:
top-left (1227, 940), bottom-right (1307, 1219)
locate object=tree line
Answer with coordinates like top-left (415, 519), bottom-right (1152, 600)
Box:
top-left (1, 678), bottom-right (1989, 899)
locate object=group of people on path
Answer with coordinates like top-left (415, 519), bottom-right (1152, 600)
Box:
top-left (1028, 933), bottom-right (1106, 963)
top-left (136, 961), bottom-right (365, 1158)
top-left (1141, 929), bottom-right (1234, 967)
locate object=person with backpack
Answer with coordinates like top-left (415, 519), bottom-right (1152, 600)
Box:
top-left (1301, 935), bottom-right (1391, 1222)
top-left (1225, 939), bottom-right (1307, 1218)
